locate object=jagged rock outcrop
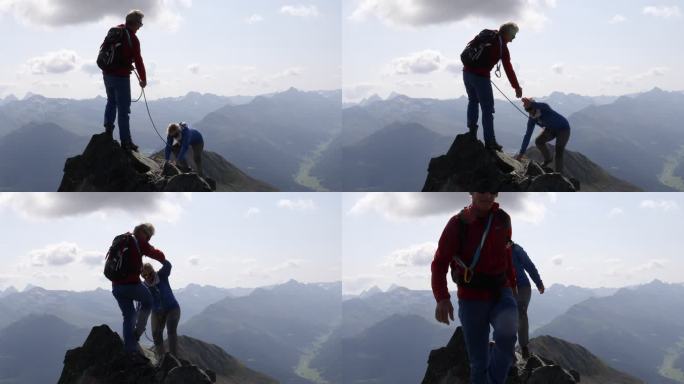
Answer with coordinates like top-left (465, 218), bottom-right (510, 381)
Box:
top-left (57, 325), bottom-right (214, 384)
top-left (423, 133), bottom-right (579, 192)
top-left (58, 325), bottom-right (278, 384)
top-left (422, 327), bottom-right (579, 384)
top-left (58, 133), bottom-right (213, 192)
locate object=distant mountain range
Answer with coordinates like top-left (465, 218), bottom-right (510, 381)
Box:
top-left (343, 88), bottom-right (684, 191)
top-left (0, 89), bottom-right (340, 192)
top-left (534, 280), bottom-right (684, 384)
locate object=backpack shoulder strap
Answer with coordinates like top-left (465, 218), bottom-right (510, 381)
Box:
top-left (121, 27), bottom-right (133, 48)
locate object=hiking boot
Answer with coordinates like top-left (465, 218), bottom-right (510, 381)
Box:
top-left (485, 142), bottom-right (503, 152)
top-left (122, 141), bottom-right (139, 152)
top-left (104, 124), bottom-right (114, 139)
top-left (522, 346), bottom-right (530, 360)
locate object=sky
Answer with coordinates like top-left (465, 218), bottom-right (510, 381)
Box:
top-left (342, 192), bottom-right (684, 294)
top-left (343, 0), bottom-right (684, 101)
top-left (0, 192), bottom-right (341, 291)
top-left (0, 0), bottom-right (341, 99)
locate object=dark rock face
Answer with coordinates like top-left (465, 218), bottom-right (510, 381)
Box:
top-left (422, 133), bottom-right (578, 192)
top-left (422, 327), bottom-right (579, 384)
top-left (58, 133), bottom-right (213, 192)
top-left (57, 325), bottom-right (215, 384)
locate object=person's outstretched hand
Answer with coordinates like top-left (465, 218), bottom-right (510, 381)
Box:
top-left (140, 79), bottom-right (147, 89)
top-left (515, 87), bottom-right (523, 98)
top-left (538, 284), bottom-right (545, 294)
top-left (435, 299), bottom-right (455, 325)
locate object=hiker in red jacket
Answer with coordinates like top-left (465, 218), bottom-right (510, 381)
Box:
top-left (462, 22), bottom-right (523, 151)
top-left (102, 10), bottom-right (148, 152)
top-left (431, 192), bottom-right (518, 384)
top-left (111, 223), bottom-right (165, 354)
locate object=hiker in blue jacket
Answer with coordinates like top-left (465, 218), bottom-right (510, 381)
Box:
top-left (142, 259), bottom-right (181, 359)
top-left (164, 122), bottom-right (205, 177)
top-left (509, 240), bottom-right (545, 359)
top-left (514, 98), bottom-right (571, 174)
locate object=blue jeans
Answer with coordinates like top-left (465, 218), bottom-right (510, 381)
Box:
top-left (112, 283), bottom-right (152, 353)
top-left (458, 288), bottom-right (518, 384)
top-left (463, 70), bottom-right (497, 146)
top-left (103, 74), bottom-right (132, 144)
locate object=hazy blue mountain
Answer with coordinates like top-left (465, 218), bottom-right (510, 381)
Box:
top-left (528, 284), bottom-right (618, 332)
top-left (528, 335), bottom-right (644, 384)
top-left (0, 92), bottom-right (235, 151)
top-left (534, 280), bottom-right (684, 384)
top-left (342, 122), bottom-right (451, 191)
top-left (183, 280), bottom-right (342, 384)
top-left (194, 88), bottom-right (342, 191)
top-left (313, 314), bottom-right (452, 384)
top-left (0, 122), bottom-right (88, 191)
top-left (0, 314), bottom-right (87, 384)
top-left (342, 88), bottom-right (684, 191)
top-left (0, 287), bottom-right (120, 331)
top-left (568, 88), bottom-right (684, 191)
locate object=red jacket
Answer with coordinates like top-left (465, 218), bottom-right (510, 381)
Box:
top-left (112, 234), bottom-right (165, 286)
top-left (431, 203), bottom-right (516, 302)
top-left (463, 31), bottom-right (520, 90)
top-left (102, 24), bottom-right (147, 83)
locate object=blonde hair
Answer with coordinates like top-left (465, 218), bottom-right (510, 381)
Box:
top-left (167, 123), bottom-right (181, 137)
top-left (499, 22), bottom-right (519, 37)
top-left (126, 10), bottom-right (145, 26)
top-left (134, 223), bottom-right (155, 238)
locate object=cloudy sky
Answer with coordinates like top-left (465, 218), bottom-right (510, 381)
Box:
top-left (343, 0), bottom-right (684, 101)
top-left (0, 192), bottom-right (341, 291)
top-left (342, 192), bottom-right (684, 294)
top-left (0, 0), bottom-right (340, 99)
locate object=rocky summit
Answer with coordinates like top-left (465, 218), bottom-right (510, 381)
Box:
top-left (422, 327), bottom-right (579, 384)
top-left (422, 133), bottom-right (579, 192)
top-left (57, 324), bottom-right (278, 384)
top-left (58, 133), bottom-right (213, 192)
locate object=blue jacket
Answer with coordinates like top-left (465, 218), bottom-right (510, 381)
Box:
top-left (511, 243), bottom-right (543, 288)
top-left (519, 102), bottom-right (570, 155)
top-left (165, 124), bottom-right (204, 161)
top-left (148, 260), bottom-right (180, 312)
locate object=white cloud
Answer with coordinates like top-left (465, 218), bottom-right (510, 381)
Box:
top-left (81, 62), bottom-right (101, 76)
top-left (188, 63), bottom-right (200, 75)
top-left (245, 14), bottom-right (264, 24)
top-left (29, 242), bottom-right (103, 267)
top-left (444, 60), bottom-right (463, 75)
top-left (642, 5), bottom-right (681, 18)
top-left (349, 192), bottom-right (548, 223)
top-left (343, 83), bottom-right (378, 101)
top-left (630, 258), bottom-right (667, 273)
top-left (26, 50), bottom-right (79, 75)
top-left (267, 67), bottom-right (304, 81)
top-left (0, 192), bottom-right (189, 222)
top-left (551, 63), bottom-right (564, 75)
top-left (632, 67), bottom-right (669, 81)
top-left (385, 242), bottom-right (437, 267)
top-left (0, 0), bottom-right (192, 28)
top-left (609, 14), bottom-right (627, 24)
top-left (351, 0), bottom-right (551, 29)
top-left (396, 79), bottom-right (433, 88)
top-left (640, 199), bottom-right (679, 211)
top-left (277, 199), bottom-right (316, 211)
top-left (608, 207), bottom-right (624, 216)
top-left (245, 207), bottom-right (261, 218)
top-left (551, 254), bottom-right (564, 266)
top-left (391, 50), bottom-right (443, 75)
top-left (280, 4), bottom-right (320, 18)
top-left (188, 255), bottom-right (200, 266)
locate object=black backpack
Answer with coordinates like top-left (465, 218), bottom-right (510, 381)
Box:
top-left (104, 234), bottom-right (136, 281)
top-left (461, 29), bottom-right (501, 68)
top-left (97, 27), bottom-right (132, 71)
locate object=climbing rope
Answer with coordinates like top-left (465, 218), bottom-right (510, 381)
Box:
top-left (490, 79), bottom-right (530, 120)
top-left (133, 68), bottom-right (168, 146)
